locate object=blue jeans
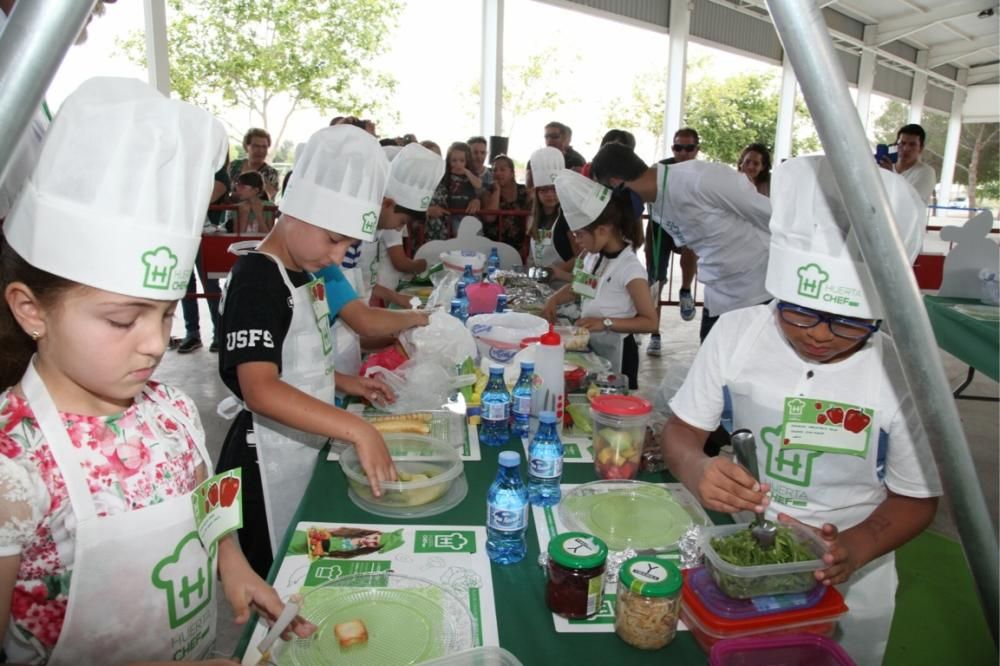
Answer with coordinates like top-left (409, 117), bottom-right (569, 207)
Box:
top-left (181, 250), bottom-right (220, 342)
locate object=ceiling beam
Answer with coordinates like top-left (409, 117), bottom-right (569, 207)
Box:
top-left (967, 62), bottom-right (1000, 84)
top-left (928, 34), bottom-right (999, 68)
top-left (876, 0), bottom-right (998, 46)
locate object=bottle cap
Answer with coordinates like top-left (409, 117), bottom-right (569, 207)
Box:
top-left (489, 364), bottom-right (505, 373)
top-left (540, 324), bottom-right (561, 346)
top-left (618, 557), bottom-right (682, 597)
top-left (498, 451), bottom-right (521, 467)
top-left (548, 532), bottom-right (608, 570)
top-left (520, 361), bottom-right (534, 370)
top-left (539, 410), bottom-right (557, 424)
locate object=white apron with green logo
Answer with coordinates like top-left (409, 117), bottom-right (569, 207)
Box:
top-left (18, 361), bottom-right (217, 664)
top-left (252, 253), bottom-right (336, 555)
top-left (724, 311), bottom-right (895, 666)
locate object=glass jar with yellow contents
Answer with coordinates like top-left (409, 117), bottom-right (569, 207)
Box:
top-left (614, 556), bottom-right (683, 649)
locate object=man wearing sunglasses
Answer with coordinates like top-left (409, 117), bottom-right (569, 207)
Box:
top-left (544, 121), bottom-right (586, 171)
top-left (663, 156), bottom-right (940, 666)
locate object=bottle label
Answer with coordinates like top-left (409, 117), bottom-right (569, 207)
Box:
top-left (484, 402), bottom-right (510, 421)
top-left (587, 575), bottom-right (605, 616)
top-left (487, 503), bottom-right (528, 531)
top-left (529, 455), bottom-right (563, 479)
top-left (513, 395), bottom-right (532, 415)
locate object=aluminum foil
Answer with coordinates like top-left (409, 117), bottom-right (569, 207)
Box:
top-left (677, 524), bottom-right (704, 569)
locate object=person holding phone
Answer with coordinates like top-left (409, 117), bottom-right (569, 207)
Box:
top-left (878, 124), bottom-right (936, 203)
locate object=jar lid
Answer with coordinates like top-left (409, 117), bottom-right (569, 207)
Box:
top-left (619, 557), bottom-right (682, 597)
top-left (590, 395), bottom-right (652, 416)
top-left (548, 532), bottom-right (608, 569)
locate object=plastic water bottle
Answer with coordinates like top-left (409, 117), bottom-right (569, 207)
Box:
top-left (495, 293), bottom-right (508, 313)
top-left (450, 298), bottom-right (464, 321)
top-left (479, 365), bottom-right (511, 447)
top-left (454, 282), bottom-right (469, 322)
top-left (487, 451), bottom-right (529, 564)
top-left (487, 247), bottom-right (501, 272)
top-left (460, 264), bottom-right (476, 289)
top-left (528, 411), bottom-right (564, 507)
top-left (511, 361), bottom-right (534, 440)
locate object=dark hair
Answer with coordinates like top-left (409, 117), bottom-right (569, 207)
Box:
top-left (738, 143), bottom-right (772, 184)
top-left (236, 171), bottom-right (264, 190)
top-left (242, 127), bottom-right (271, 147)
top-left (393, 203), bottom-right (425, 222)
top-left (897, 123), bottom-right (926, 147)
top-left (591, 143), bottom-right (648, 184)
top-left (0, 240), bottom-right (80, 389)
top-left (583, 188), bottom-right (643, 250)
top-left (600, 129), bottom-right (636, 150)
top-left (674, 127), bottom-right (699, 144)
top-left (467, 136), bottom-right (487, 147)
top-left (420, 140), bottom-right (441, 155)
top-left (545, 121), bottom-right (571, 139)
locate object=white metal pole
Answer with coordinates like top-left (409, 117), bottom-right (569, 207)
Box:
top-left (663, 0), bottom-right (691, 156)
top-left (142, 0), bottom-right (170, 96)
top-left (908, 50), bottom-right (929, 125)
top-left (938, 70), bottom-right (968, 205)
top-left (774, 52), bottom-right (797, 162)
top-left (480, 0), bottom-right (504, 138)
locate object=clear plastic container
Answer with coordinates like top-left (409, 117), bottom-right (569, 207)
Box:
top-left (614, 557), bottom-right (683, 650)
top-left (589, 395), bottom-right (652, 480)
top-left (421, 646), bottom-right (524, 666)
top-left (708, 634), bottom-right (856, 666)
top-left (700, 523), bottom-right (827, 598)
top-left (680, 568), bottom-right (847, 653)
top-left (687, 566), bottom-right (825, 620)
top-left (340, 434), bottom-right (466, 517)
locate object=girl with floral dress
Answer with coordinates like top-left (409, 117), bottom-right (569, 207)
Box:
top-left (425, 141), bottom-right (482, 240)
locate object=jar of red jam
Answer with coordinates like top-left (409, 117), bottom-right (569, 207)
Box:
top-left (545, 532), bottom-right (608, 619)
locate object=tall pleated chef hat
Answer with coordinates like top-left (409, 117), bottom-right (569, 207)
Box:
top-left (528, 147), bottom-right (565, 188)
top-left (384, 143), bottom-right (445, 212)
top-left (766, 155), bottom-right (924, 319)
top-left (4, 77), bottom-right (227, 301)
top-left (553, 169), bottom-right (612, 231)
top-left (280, 124), bottom-right (389, 242)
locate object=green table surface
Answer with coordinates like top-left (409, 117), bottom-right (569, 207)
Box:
top-left (924, 295), bottom-right (1000, 382)
top-left (239, 439), bottom-right (729, 664)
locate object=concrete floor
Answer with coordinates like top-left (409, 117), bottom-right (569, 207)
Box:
top-left (161, 297), bottom-right (998, 657)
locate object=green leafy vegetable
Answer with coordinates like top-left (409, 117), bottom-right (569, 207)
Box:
top-left (710, 526), bottom-right (816, 567)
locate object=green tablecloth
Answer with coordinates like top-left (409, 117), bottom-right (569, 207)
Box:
top-left (240, 441), bottom-right (728, 664)
top-left (924, 295), bottom-right (1000, 382)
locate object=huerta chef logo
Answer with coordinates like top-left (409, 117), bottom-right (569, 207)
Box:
top-left (796, 263), bottom-right (828, 300)
top-left (795, 262), bottom-right (863, 309)
top-left (142, 246), bottom-right (179, 290)
top-left (420, 195), bottom-right (431, 207)
top-left (362, 210), bottom-right (377, 234)
top-left (596, 186), bottom-right (609, 202)
top-left (152, 532), bottom-right (214, 629)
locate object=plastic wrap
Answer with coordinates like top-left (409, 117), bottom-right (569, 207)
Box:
top-left (400, 310), bottom-right (477, 367)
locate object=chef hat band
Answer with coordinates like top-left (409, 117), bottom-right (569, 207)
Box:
top-left (529, 147), bottom-right (565, 188)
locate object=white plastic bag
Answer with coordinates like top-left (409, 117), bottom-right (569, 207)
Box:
top-left (400, 310), bottom-right (477, 367)
top-left (365, 360), bottom-right (475, 414)
top-left (427, 270), bottom-right (459, 311)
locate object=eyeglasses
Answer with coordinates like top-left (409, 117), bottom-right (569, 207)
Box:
top-left (672, 143), bottom-right (698, 152)
top-left (544, 133), bottom-right (562, 140)
top-left (776, 302), bottom-right (880, 340)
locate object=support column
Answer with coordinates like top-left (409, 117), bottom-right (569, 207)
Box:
top-left (855, 25), bottom-right (877, 131)
top-left (663, 0), bottom-right (691, 155)
top-left (938, 69), bottom-right (968, 204)
top-left (774, 52), bottom-right (797, 162)
top-left (143, 0), bottom-right (170, 95)
top-left (480, 0), bottom-right (504, 137)
top-left (908, 50), bottom-right (928, 125)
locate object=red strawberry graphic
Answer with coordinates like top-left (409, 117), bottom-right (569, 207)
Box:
top-left (203, 498), bottom-right (211, 514)
top-left (207, 482), bottom-right (220, 507)
top-left (219, 476), bottom-right (241, 508)
top-left (816, 414), bottom-right (828, 424)
top-left (814, 402), bottom-right (823, 410)
top-left (783, 438), bottom-right (790, 445)
top-left (843, 409), bottom-right (871, 434)
top-left (825, 407), bottom-right (844, 425)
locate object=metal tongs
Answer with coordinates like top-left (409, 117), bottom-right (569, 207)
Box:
top-left (731, 429), bottom-right (777, 549)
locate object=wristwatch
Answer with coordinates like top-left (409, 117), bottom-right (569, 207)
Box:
top-left (602, 318), bottom-right (613, 331)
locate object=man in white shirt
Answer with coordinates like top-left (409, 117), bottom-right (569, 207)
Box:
top-left (879, 123), bottom-right (936, 204)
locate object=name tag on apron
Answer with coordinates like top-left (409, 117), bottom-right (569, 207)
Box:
top-left (192, 469), bottom-right (244, 549)
top-left (571, 257), bottom-right (599, 300)
top-left (781, 396), bottom-right (874, 457)
top-left (307, 277), bottom-right (333, 355)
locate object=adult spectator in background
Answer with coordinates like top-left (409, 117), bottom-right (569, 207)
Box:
top-left (420, 140), bottom-right (442, 156)
top-left (481, 154), bottom-right (530, 256)
top-left (426, 141), bottom-right (482, 239)
top-left (467, 136), bottom-right (494, 193)
top-left (544, 121), bottom-right (586, 170)
top-left (738, 143), bottom-right (772, 197)
top-left (880, 123), bottom-right (935, 203)
top-left (581, 129), bottom-right (636, 178)
top-left (229, 127), bottom-right (280, 200)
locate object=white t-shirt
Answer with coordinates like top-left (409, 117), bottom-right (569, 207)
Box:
top-left (653, 161), bottom-right (772, 315)
top-left (376, 227), bottom-right (406, 289)
top-left (896, 160), bottom-right (935, 204)
top-left (579, 245), bottom-right (648, 320)
top-left (669, 303), bottom-right (942, 529)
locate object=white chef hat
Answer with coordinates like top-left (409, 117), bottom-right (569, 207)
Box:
top-left (384, 143), bottom-right (445, 212)
top-left (382, 145), bottom-right (402, 162)
top-left (280, 125), bottom-right (388, 242)
top-left (766, 156), bottom-right (925, 319)
top-left (4, 77), bottom-right (226, 301)
top-left (529, 147), bottom-right (565, 188)
top-left (553, 169), bottom-right (612, 231)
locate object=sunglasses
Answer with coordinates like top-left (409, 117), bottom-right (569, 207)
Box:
top-left (672, 143), bottom-right (698, 152)
top-left (776, 302), bottom-right (880, 340)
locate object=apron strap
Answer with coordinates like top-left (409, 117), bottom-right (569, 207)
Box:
top-left (249, 249), bottom-right (299, 295)
top-left (21, 358), bottom-right (98, 522)
top-left (139, 386), bottom-right (214, 476)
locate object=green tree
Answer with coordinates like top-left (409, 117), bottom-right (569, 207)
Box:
top-left (602, 70), bottom-right (668, 156)
top-left (119, 0), bottom-right (400, 156)
top-left (874, 101), bottom-right (999, 209)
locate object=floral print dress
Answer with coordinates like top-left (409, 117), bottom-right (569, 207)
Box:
top-left (0, 382), bottom-right (205, 662)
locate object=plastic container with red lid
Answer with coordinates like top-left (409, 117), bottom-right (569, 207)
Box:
top-left (589, 396), bottom-right (652, 480)
top-left (680, 568), bottom-right (848, 653)
top-left (687, 566), bottom-right (825, 620)
top-left (708, 634), bottom-right (856, 666)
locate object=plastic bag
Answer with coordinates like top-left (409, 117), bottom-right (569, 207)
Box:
top-left (652, 354), bottom-right (696, 417)
top-left (399, 310), bottom-right (477, 367)
top-left (427, 270), bottom-right (459, 310)
top-left (365, 360), bottom-right (475, 414)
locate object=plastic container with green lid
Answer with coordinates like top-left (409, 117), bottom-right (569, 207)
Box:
top-left (614, 557), bottom-right (683, 649)
top-left (544, 532), bottom-right (608, 619)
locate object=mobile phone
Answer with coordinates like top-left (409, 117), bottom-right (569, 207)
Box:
top-left (875, 143), bottom-right (899, 164)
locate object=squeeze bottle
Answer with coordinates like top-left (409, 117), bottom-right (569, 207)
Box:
top-left (531, 325), bottom-right (565, 434)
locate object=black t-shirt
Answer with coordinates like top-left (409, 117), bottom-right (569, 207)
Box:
top-left (553, 215), bottom-right (574, 262)
top-left (218, 253), bottom-right (311, 399)
top-left (564, 147), bottom-right (586, 170)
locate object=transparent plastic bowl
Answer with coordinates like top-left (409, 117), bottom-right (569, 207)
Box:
top-left (340, 434), bottom-right (465, 517)
top-left (700, 523), bottom-right (827, 599)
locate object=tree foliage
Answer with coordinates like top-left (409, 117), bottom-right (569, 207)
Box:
top-left (119, 0), bottom-right (400, 154)
top-left (602, 71), bottom-right (668, 156)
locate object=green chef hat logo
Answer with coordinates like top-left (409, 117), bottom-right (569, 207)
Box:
top-left (420, 195), bottom-right (431, 207)
top-left (141, 246), bottom-right (178, 290)
top-left (361, 210), bottom-right (377, 235)
top-left (796, 263), bottom-right (829, 300)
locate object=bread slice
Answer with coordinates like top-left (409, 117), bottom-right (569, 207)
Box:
top-left (334, 619), bottom-right (368, 649)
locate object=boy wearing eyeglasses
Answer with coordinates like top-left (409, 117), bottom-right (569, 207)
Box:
top-left (663, 156), bottom-right (941, 665)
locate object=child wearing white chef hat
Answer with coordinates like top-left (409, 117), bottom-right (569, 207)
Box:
top-left (541, 169), bottom-right (659, 389)
top-left (527, 147), bottom-right (581, 285)
top-left (216, 124), bottom-right (396, 577)
top-left (0, 77), bottom-right (313, 664)
top-left (663, 156), bottom-right (942, 665)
